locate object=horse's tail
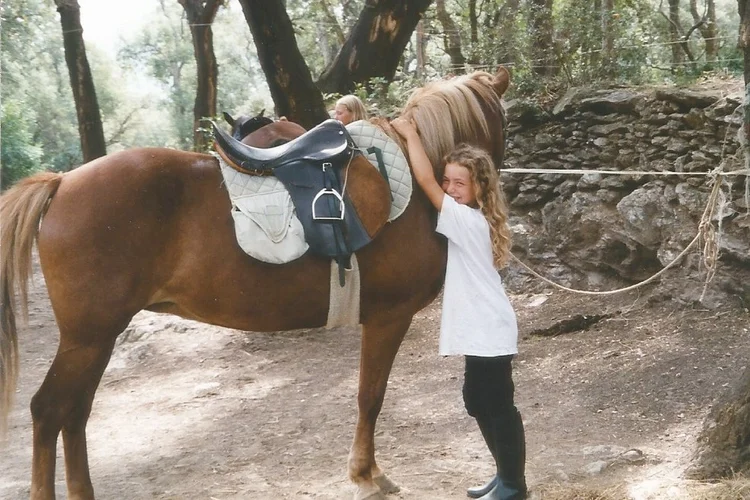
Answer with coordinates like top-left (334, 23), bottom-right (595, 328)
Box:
top-left (0, 172), bottom-right (63, 435)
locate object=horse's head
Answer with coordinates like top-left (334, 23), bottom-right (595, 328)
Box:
top-left (398, 67), bottom-right (510, 173)
top-left (223, 110), bottom-right (274, 141)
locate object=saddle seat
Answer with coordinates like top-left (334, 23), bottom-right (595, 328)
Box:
top-left (213, 118), bottom-right (351, 174)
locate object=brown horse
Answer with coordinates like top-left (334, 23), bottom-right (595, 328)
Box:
top-left (0, 68), bottom-right (509, 500)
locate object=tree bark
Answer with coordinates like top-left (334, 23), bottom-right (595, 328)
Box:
top-left (469, 0), bottom-right (478, 44)
top-left (238, 0), bottom-right (328, 129)
top-left (318, 0), bottom-right (346, 67)
top-left (601, 0), bottom-right (615, 77)
top-left (528, 0), bottom-right (556, 77)
top-left (319, 0), bottom-right (346, 46)
top-left (688, 365), bottom-right (750, 479)
top-left (690, 0), bottom-right (718, 64)
top-left (494, 0), bottom-right (520, 68)
top-left (54, 0), bottom-right (106, 162)
top-left (436, 0), bottom-right (465, 73)
top-left (738, 2), bottom-right (750, 189)
top-left (317, 0), bottom-right (433, 94)
top-left (668, 0), bottom-right (685, 69)
top-left (415, 20), bottom-right (426, 79)
top-left (178, 0), bottom-right (224, 152)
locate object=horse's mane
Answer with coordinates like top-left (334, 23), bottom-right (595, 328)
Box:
top-left (391, 71), bottom-right (504, 169)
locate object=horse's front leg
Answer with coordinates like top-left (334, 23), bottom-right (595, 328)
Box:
top-left (348, 316), bottom-right (412, 500)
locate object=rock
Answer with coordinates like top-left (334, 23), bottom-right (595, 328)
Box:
top-left (654, 88), bottom-right (722, 111)
top-left (502, 80), bottom-right (748, 301)
top-left (552, 87), bottom-right (583, 116)
top-left (583, 460), bottom-right (609, 475)
top-left (580, 90), bottom-right (643, 114)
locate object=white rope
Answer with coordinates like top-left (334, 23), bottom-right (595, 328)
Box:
top-left (501, 167), bottom-right (749, 177)
top-left (510, 167), bottom-right (728, 296)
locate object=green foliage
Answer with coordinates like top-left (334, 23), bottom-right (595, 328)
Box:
top-left (1, 0), bottom-right (745, 188)
top-left (213, 3), bottom-right (271, 118)
top-left (1, 101), bottom-right (45, 189)
top-left (118, 2), bottom-right (197, 151)
top-left (1, 0), bottom-right (83, 186)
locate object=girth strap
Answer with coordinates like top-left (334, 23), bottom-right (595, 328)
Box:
top-left (366, 146), bottom-right (392, 200)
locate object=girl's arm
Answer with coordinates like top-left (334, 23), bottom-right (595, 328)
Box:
top-left (391, 118), bottom-right (445, 211)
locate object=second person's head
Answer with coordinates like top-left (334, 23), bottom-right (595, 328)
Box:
top-left (334, 95), bottom-right (367, 125)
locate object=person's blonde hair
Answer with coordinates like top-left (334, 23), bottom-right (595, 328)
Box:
top-left (444, 144), bottom-right (512, 268)
top-left (336, 95), bottom-right (367, 121)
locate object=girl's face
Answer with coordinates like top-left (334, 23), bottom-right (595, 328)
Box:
top-left (334, 104), bottom-right (354, 125)
top-left (442, 163), bottom-right (477, 207)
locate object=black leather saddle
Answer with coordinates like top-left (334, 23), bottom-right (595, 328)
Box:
top-left (214, 119), bottom-right (352, 173)
top-left (212, 119), bottom-right (374, 286)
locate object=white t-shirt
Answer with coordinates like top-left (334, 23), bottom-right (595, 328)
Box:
top-left (435, 194), bottom-right (518, 357)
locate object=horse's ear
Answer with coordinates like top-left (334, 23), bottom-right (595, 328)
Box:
top-left (223, 111), bottom-right (235, 126)
top-left (492, 67), bottom-right (510, 97)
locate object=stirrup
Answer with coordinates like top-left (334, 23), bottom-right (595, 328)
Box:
top-left (312, 188), bottom-right (345, 221)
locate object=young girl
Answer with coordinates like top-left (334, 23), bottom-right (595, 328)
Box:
top-left (391, 117), bottom-right (527, 500)
top-left (334, 94), bottom-right (367, 125)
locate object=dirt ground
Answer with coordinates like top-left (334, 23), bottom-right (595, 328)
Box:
top-left (1, 260), bottom-right (749, 500)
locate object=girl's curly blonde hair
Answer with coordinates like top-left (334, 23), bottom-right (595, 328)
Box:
top-left (444, 144), bottom-right (512, 268)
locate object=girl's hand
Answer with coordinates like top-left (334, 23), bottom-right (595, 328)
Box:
top-left (391, 117), bottom-right (418, 141)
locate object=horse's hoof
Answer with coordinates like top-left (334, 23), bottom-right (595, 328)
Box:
top-left (354, 485), bottom-right (385, 500)
top-left (373, 473), bottom-right (400, 494)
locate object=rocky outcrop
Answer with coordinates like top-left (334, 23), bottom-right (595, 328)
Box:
top-left (502, 81), bottom-right (750, 307)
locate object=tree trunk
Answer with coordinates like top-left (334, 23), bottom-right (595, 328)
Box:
top-left (688, 365), bottom-right (750, 479)
top-left (237, 0), bottom-right (328, 129)
top-left (494, 0), bottom-right (520, 68)
top-left (690, 0), bottom-right (718, 64)
top-left (469, 0), bottom-right (478, 44)
top-left (588, 0), bottom-right (602, 70)
top-left (528, 0), bottom-right (556, 77)
top-left (319, 0), bottom-right (346, 45)
top-left (178, 0), bottom-right (223, 152)
top-left (415, 20), bottom-right (426, 79)
top-left (738, 2), bottom-right (750, 187)
top-left (688, 30), bottom-right (750, 462)
top-left (317, 0), bottom-right (433, 94)
top-left (668, 0), bottom-right (684, 69)
top-left (54, 0), bottom-right (106, 162)
top-left (318, 0), bottom-right (346, 67)
top-left (601, 0), bottom-right (615, 77)
top-left (436, 0), bottom-right (465, 73)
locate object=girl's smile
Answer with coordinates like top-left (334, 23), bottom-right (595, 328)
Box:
top-left (442, 162), bottom-right (477, 206)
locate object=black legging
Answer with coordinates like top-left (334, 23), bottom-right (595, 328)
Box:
top-left (463, 355), bottom-right (516, 418)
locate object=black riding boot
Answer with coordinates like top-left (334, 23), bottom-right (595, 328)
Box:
top-left (477, 409), bottom-right (527, 500)
top-left (467, 417), bottom-right (498, 498)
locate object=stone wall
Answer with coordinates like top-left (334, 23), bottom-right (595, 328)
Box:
top-left (501, 82), bottom-right (750, 307)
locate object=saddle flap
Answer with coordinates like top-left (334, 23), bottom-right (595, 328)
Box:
top-left (272, 153), bottom-right (391, 259)
top-left (232, 190), bottom-right (295, 243)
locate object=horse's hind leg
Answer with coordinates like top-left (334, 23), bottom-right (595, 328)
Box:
top-left (348, 316), bottom-right (412, 500)
top-left (30, 324), bottom-right (121, 500)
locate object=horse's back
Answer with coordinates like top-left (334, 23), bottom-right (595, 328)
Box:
top-left (37, 148), bottom-right (333, 332)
